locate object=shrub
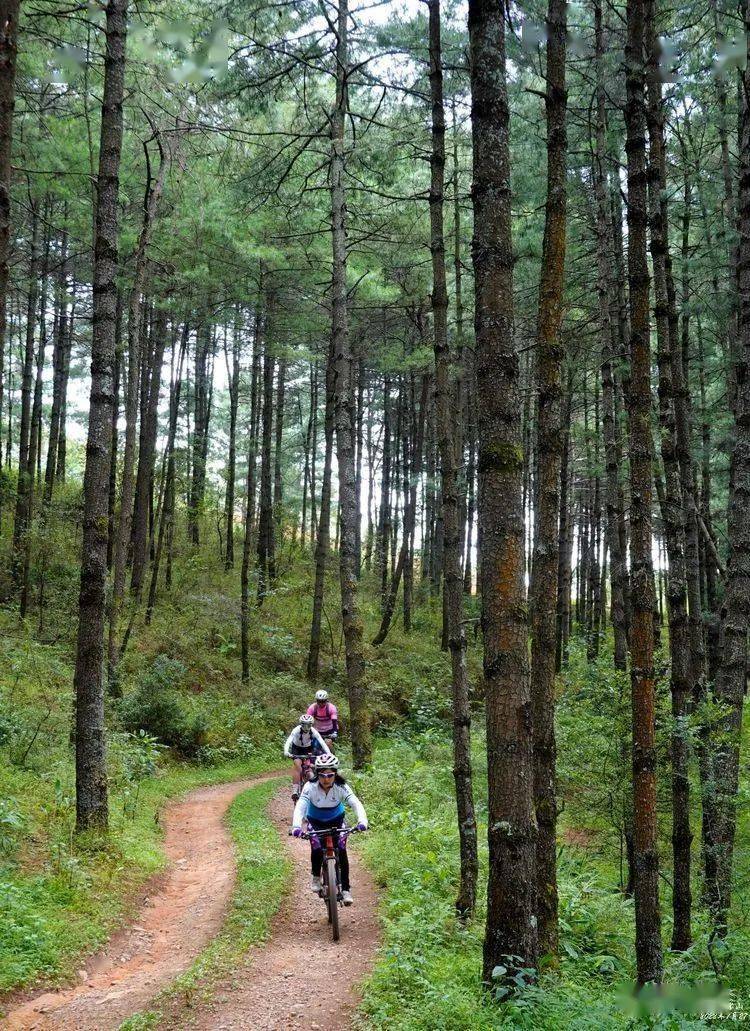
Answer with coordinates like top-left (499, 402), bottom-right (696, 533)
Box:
top-left (118, 657), bottom-right (207, 758)
top-left (0, 801), bottom-right (27, 858)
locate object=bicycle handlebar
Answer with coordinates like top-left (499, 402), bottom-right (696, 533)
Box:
top-left (288, 826), bottom-right (366, 839)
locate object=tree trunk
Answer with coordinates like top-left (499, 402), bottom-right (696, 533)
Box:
top-left (241, 313), bottom-right (262, 683)
top-left (224, 315), bottom-right (241, 570)
top-left (73, 0), bottom-right (128, 833)
top-left (593, 3), bottom-right (628, 672)
top-left (0, 0), bottom-right (20, 499)
top-left (257, 330), bottom-right (275, 605)
top-left (529, 0), bottom-right (567, 958)
top-left (29, 214), bottom-right (51, 493)
top-left (555, 376), bottom-right (573, 671)
top-left (310, 356), bottom-right (319, 540)
top-left (109, 135), bottom-right (173, 672)
top-left (105, 295), bottom-right (123, 568)
top-left (107, 297), bottom-right (145, 689)
top-left (273, 355), bottom-right (286, 532)
top-left (12, 203), bottom-right (39, 586)
top-left (307, 341), bottom-right (335, 681)
top-left (709, 5), bottom-right (750, 931)
top-left (372, 376), bottom-right (427, 645)
top-left (644, 0), bottom-right (692, 951)
top-left (21, 213), bottom-right (52, 616)
top-left (354, 353), bottom-right (364, 572)
top-left (329, 0), bottom-right (370, 768)
top-left (146, 324), bottom-right (187, 625)
top-left (376, 374), bottom-right (392, 606)
top-left (188, 323), bottom-right (213, 546)
top-left (469, 0), bottom-right (538, 981)
top-left (44, 225), bottom-right (71, 505)
top-left (130, 307), bottom-right (167, 597)
top-left (428, 0), bottom-right (478, 919)
top-left (55, 282), bottom-right (74, 483)
top-left (624, 0), bottom-right (663, 983)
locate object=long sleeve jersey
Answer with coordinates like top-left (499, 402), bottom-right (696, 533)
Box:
top-left (292, 779), bottom-right (367, 829)
top-left (283, 726), bottom-right (331, 758)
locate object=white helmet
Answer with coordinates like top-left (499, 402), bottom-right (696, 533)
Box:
top-left (314, 753), bottom-right (340, 772)
top-left (315, 690), bottom-right (329, 702)
top-left (299, 714), bottom-right (314, 727)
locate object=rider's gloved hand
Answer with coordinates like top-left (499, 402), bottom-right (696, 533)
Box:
top-left (356, 822), bottom-right (368, 832)
top-left (292, 827), bottom-right (303, 837)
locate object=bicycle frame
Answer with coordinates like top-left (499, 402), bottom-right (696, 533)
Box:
top-left (296, 824), bottom-right (362, 941)
top-left (309, 826), bottom-right (350, 899)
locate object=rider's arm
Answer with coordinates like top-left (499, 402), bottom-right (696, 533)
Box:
top-left (329, 704), bottom-right (339, 735)
top-left (292, 788), bottom-right (310, 830)
top-left (283, 729), bottom-right (296, 758)
top-left (312, 728), bottom-right (331, 754)
top-left (342, 784), bottom-right (367, 828)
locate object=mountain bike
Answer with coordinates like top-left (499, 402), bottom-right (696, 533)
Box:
top-left (299, 754), bottom-right (315, 785)
top-left (300, 824), bottom-right (364, 942)
top-left (291, 754), bottom-right (316, 809)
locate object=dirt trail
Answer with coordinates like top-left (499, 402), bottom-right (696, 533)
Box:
top-left (161, 791), bottom-right (380, 1031)
top-left (2, 772), bottom-right (282, 1031)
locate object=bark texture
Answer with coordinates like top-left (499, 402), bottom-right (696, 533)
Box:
top-left (0, 0), bottom-right (20, 480)
top-left (709, 4), bottom-right (750, 931)
top-left (428, 0), bottom-right (478, 918)
top-left (469, 0), bottom-right (538, 981)
top-left (644, 0), bottom-right (692, 950)
top-left (529, 0), bottom-right (567, 959)
top-left (329, 0), bottom-right (370, 768)
top-left (73, 0), bottom-right (128, 832)
top-left (624, 0), bottom-right (663, 983)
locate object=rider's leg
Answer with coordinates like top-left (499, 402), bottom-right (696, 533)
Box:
top-left (309, 814), bottom-right (349, 889)
top-left (337, 845), bottom-right (351, 891)
top-left (292, 757), bottom-right (303, 790)
top-left (310, 841), bottom-right (323, 877)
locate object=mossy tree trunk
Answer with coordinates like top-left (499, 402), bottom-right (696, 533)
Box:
top-left (74, 0), bottom-right (129, 834)
top-left (529, 0), bottom-right (567, 959)
top-left (469, 0), bottom-right (539, 982)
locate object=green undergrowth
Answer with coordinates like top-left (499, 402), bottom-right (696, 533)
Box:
top-left (358, 729), bottom-right (750, 1031)
top-left (120, 776), bottom-right (290, 1030)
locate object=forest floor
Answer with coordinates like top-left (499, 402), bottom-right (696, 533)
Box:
top-left (2, 776), bottom-right (379, 1031)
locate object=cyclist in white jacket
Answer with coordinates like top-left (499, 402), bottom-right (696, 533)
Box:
top-left (284, 715), bottom-right (331, 801)
top-left (292, 753), bottom-right (368, 905)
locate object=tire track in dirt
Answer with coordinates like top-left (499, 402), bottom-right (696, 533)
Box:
top-left (2, 772), bottom-right (283, 1031)
top-left (159, 790), bottom-right (380, 1031)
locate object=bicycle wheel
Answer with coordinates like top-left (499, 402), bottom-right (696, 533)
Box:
top-left (325, 855), bottom-right (340, 941)
top-left (322, 861), bottom-right (332, 923)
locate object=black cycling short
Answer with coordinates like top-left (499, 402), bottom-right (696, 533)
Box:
top-left (290, 746), bottom-right (315, 758)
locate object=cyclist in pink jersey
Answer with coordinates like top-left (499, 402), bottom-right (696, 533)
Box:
top-left (307, 689), bottom-right (338, 750)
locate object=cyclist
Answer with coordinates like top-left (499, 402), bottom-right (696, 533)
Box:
top-left (292, 753), bottom-right (367, 906)
top-left (307, 689), bottom-right (339, 750)
top-left (284, 714), bottom-right (330, 802)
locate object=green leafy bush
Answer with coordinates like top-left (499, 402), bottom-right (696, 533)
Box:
top-left (118, 657), bottom-right (207, 758)
top-left (0, 881), bottom-right (58, 990)
top-left (109, 731), bottom-right (166, 818)
top-left (0, 800), bottom-right (27, 857)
